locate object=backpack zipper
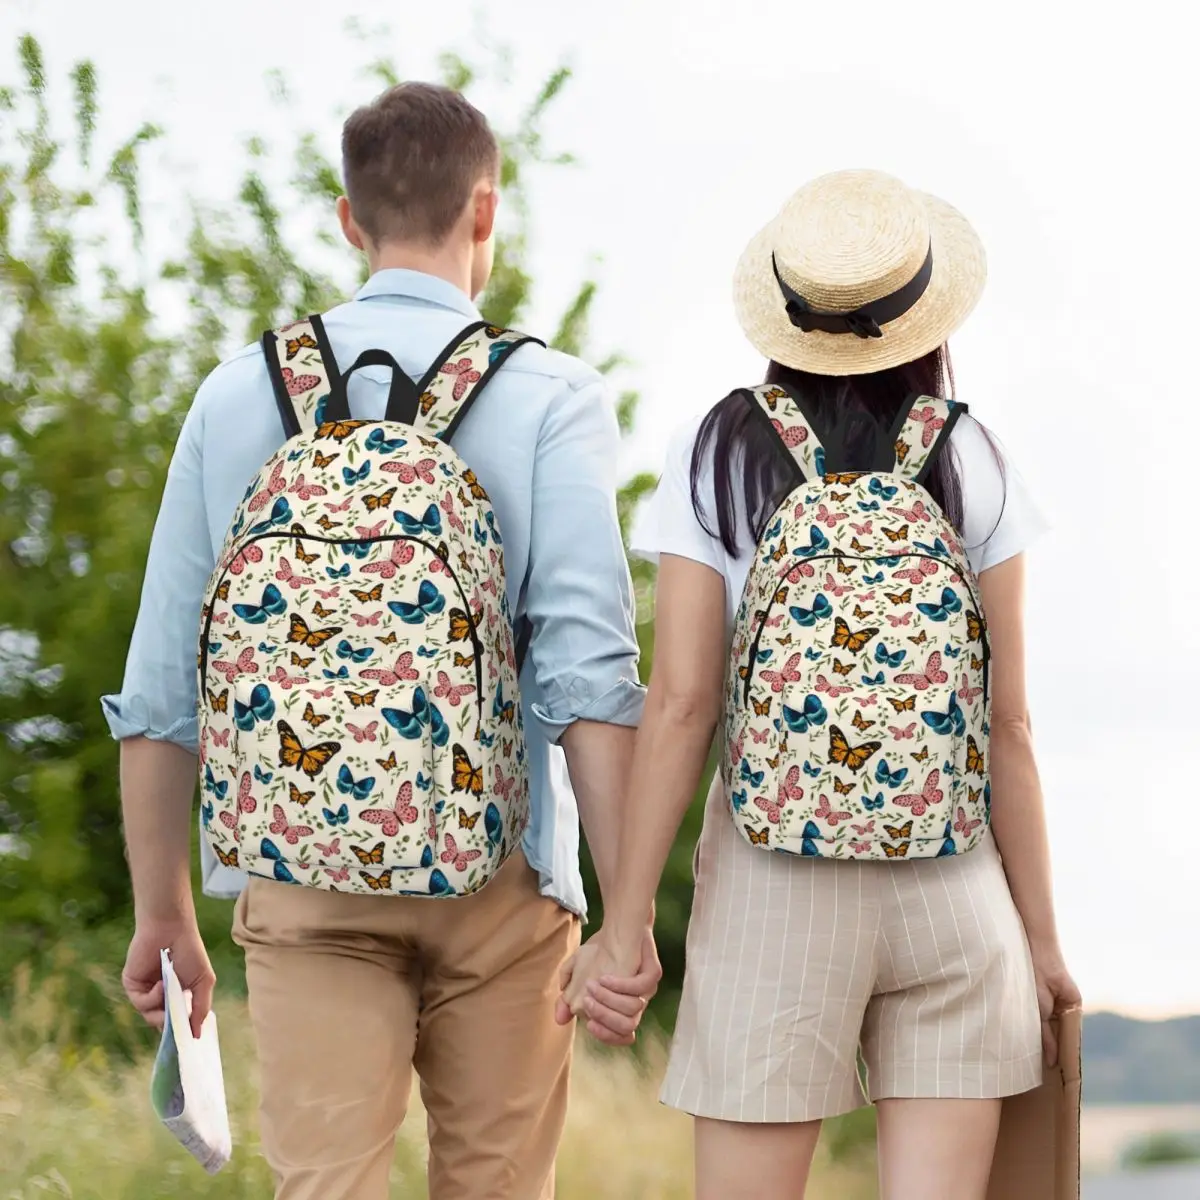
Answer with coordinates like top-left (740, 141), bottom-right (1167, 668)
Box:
top-left (199, 531), bottom-right (486, 713)
top-left (741, 552), bottom-right (989, 705)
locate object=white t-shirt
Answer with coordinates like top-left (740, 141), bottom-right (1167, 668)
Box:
top-left (631, 410), bottom-right (1047, 625)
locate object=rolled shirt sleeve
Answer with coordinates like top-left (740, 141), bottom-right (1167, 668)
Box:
top-left (523, 376), bottom-right (645, 740)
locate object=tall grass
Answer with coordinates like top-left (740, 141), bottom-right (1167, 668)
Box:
top-left (0, 967), bottom-right (877, 1198)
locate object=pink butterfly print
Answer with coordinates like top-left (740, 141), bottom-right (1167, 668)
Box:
top-left (268, 666), bottom-right (309, 690)
top-left (850, 519), bottom-right (874, 535)
top-left (382, 457), bottom-right (437, 485)
top-left (754, 795), bottom-right (784, 824)
top-left (823, 572), bottom-right (852, 598)
top-left (275, 557), bottom-right (315, 590)
top-left (485, 607), bottom-right (498, 630)
top-left (354, 521), bottom-right (386, 540)
top-left (892, 559), bottom-right (939, 586)
top-left (441, 832), bottom-right (483, 871)
top-left (212, 646), bottom-right (258, 682)
top-left (361, 541), bottom-right (415, 579)
top-left (850, 840), bottom-right (872, 855)
top-left (351, 611), bottom-right (382, 627)
top-left (269, 804), bottom-right (313, 845)
top-left (234, 772), bottom-right (259, 816)
top-left (814, 794), bottom-right (852, 826)
top-left (346, 721), bottom-right (379, 743)
top-left (852, 692), bottom-right (878, 707)
top-left (211, 611), bottom-right (229, 624)
top-left (480, 576), bottom-right (497, 595)
top-left (759, 652), bottom-right (804, 693)
top-left (764, 612), bottom-right (785, 628)
top-left (361, 652), bottom-right (419, 687)
top-left (815, 674), bottom-right (852, 698)
top-left (441, 358), bottom-right (482, 401)
top-left (324, 865), bottom-right (351, 883)
top-left (494, 764), bottom-right (516, 802)
top-left (895, 652), bottom-right (948, 691)
top-left (855, 591), bottom-right (876, 602)
top-left (429, 557), bottom-right (447, 575)
top-left (749, 727), bottom-right (770, 743)
top-left (306, 686), bottom-right (334, 699)
top-left (281, 367), bottom-right (322, 396)
top-left (434, 671), bottom-right (475, 707)
top-left (778, 766), bottom-right (805, 804)
top-left (324, 497), bottom-right (353, 513)
top-left (958, 673), bottom-right (984, 704)
top-left (249, 462), bottom-right (287, 512)
top-left (440, 491), bottom-right (466, 534)
top-left (852, 819), bottom-right (876, 835)
top-left (886, 611), bottom-right (914, 627)
top-left (362, 783), bottom-right (420, 837)
top-left (954, 805), bottom-right (982, 837)
top-left (315, 838), bottom-right (342, 858)
top-left (815, 504), bottom-right (847, 529)
top-left (912, 405), bottom-right (944, 448)
top-left (210, 728), bottom-right (230, 748)
top-left (895, 770), bottom-right (943, 817)
top-left (228, 542), bottom-right (264, 576)
top-left (728, 733), bottom-right (745, 766)
top-left (781, 560), bottom-right (816, 581)
top-left (315, 586), bottom-right (341, 599)
top-left (288, 473), bottom-right (328, 501)
top-left (889, 722), bottom-right (917, 740)
top-left (771, 419), bottom-right (807, 448)
top-left (888, 500), bottom-right (931, 523)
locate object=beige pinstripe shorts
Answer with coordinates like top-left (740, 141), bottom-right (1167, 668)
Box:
top-left (661, 777), bottom-right (1043, 1123)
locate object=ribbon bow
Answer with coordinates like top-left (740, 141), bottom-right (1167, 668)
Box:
top-left (772, 255), bottom-right (884, 340)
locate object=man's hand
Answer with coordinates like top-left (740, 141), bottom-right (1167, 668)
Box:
top-left (123, 918), bottom-right (215, 1040)
top-left (555, 926), bottom-right (661, 1046)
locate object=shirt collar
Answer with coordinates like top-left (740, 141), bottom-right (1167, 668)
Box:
top-left (354, 269), bottom-right (481, 320)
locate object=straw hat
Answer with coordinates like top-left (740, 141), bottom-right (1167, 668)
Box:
top-left (733, 169), bottom-right (986, 376)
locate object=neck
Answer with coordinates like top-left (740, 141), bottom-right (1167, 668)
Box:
top-left (366, 240), bottom-right (474, 299)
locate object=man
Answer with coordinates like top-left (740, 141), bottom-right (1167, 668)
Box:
top-left (105, 82), bottom-right (659, 1199)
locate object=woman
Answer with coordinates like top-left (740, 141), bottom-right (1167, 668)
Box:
top-left (561, 170), bottom-right (1080, 1199)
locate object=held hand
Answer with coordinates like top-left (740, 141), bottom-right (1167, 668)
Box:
top-left (555, 927), bottom-right (660, 1046)
top-left (1030, 942), bottom-right (1082, 1067)
top-left (123, 918), bottom-right (215, 1040)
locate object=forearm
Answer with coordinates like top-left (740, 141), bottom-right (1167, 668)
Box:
top-left (120, 737), bottom-right (199, 923)
top-left (987, 717), bottom-right (1059, 947)
top-left (606, 692), bottom-right (718, 950)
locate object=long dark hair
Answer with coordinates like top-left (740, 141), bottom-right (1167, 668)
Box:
top-left (691, 345), bottom-right (996, 556)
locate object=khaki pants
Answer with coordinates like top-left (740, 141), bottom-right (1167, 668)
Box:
top-left (232, 853), bottom-right (580, 1200)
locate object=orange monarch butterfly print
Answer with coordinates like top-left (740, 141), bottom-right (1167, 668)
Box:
top-left (350, 584), bottom-right (383, 604)
top-left (885, 588), bottom-right (913, 606)
top-left (302, 703), bottom-right (330, 729)
top-left (447, 608), bottom-right (473, 642)
top-left (888, 695), bottom-right (916, 713)
top-left (831, 658), bottom-right (854, 677)
top-left (461, 468), bottom-right (488, 501)
top-left (883, 841), bottom-right (910, 858)
top-left (853, 604), bottom-right (872, 620)
top-left (285, 332), bottom-right (319, 359)
top-left (362, 488), bottom-right (396, 512)
top-left (316, 515), bottom-right (341, 531)
top-left (965, 611), bottom-right (985, 641)
top-left (908, 630), bottom-right (929, 646)
top-left (379, 632), bottom-right (397, 645)
top-left (824, 472), bottom-right (863, 485)
top-left (289, 615), bottom-right (341, 647)
top-left (895, 438), bottom-right (911, 463)
top-left (458, 806), bottom-right (480, 830)
top-left (884, 821), bottom-right (912, 841)
top-left (348, 690), bottom-right (379, 708)
top-left (832, 618), bottom-right (879, 653)
top-left (827, 725), bottom-right (881, 772)
top-left (850, 537), bottom-right (869, 554)
top-left (312, 450), bottom-right (339, 468)
top-left (418, 390), bottom-right (437, 416)
top-left (276, 719), bottom-right (340, 779)
top-left (207, 687), bottom-right (229, 713)
top-left (294, 542), bottom-right (319, 565)
top-left (353, 842), bottom-right (386, 865)
top-left (760, 385), bottom-right (787, 410)
top-left (453, 652), bottom-right (476, 670)
top-left (883, 524), bottom-right (910, 543)
top-left (376, 752), bottom-right (398, 771)
top-left (828, 490), bottom-right (852, 502)
top-left (359, 869), bottom-right (393, 891)
top-left (966, 735), bottom-right (985, 775)
top-left (833, 777), bottom-right (854, 796)
top-left (764, 539), bottom-right (788, 563)
top-left (752, 698), bottom-right (771, 717)
top-left (315, 419), bottom-right (365, 442)
top-left (970, 653), bottom-right (984, 672)
top-left (215, 846), bottom-right (239, 868)
top-left (451, 744), bottom-right (484, 796)
top-left (744, 824), bottom-right (770, 846)
top-left (911, 746), bottom-right (931, 763)
top-left (215, 579), bottom-right (230, 601)
top-left (288, 782), bottom-right (315, 806)
top-left (291, 652), bottom-right (314, 667)
top-left (765, 754), bottom-right (781, 770)
top-left (835, 558), bottom-right (855, 576)
top-left (852, 710), bottom-right (876, 732)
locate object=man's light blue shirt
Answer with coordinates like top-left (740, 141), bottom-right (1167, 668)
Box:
top-left (102, 269), bottom-right (645, 917)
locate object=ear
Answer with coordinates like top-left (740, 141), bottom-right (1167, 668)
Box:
top-left (337, 196), bottom-right (367, 252)
top-left (472, 180), bottom-right (498, 246)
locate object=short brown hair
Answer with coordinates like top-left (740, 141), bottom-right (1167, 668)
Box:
top-left (341, 82), bottom-right (499, 246)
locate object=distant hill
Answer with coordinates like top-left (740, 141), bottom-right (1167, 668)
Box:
top-left (1085, 1012), bottom-right (1200, 1104)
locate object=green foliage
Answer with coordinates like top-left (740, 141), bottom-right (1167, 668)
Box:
top-left (1121, 1131), bottom-right (1200, 1169)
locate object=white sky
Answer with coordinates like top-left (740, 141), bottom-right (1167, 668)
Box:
top-left (3, 0), bottom-right (1195, 1017)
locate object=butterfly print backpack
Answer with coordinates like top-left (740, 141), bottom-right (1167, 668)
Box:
top-left (198, 316), bottom-right (541, 897)
top-left (724, 385), bottom-right (991, 861)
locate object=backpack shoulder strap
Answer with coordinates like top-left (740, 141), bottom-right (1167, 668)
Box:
top-left (741, 383), bottom-right (826, 483)
top-left (262, 314), bottom-right (344, 437)
top-left (413, 321), bottom-right (545, 441)
top-left (888, 395), bottom-right (968, 483)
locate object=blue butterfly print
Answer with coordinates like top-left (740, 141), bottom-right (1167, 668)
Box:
top-left (343, 461), bottom-right (371, 485)
top-left (937, 820), bottom-right (958, 857)
top-left (417, 645), bottom-right (438, 659)
top-left (731, 788), bottom-right (749, 812)
top-left (326, 563), bottom-right (351, 580)
top-left (983, 781), bottom-right (992, 811)
top-left (922, 691), bottom-right (966, 737)
top-left (336, 639), bottom-right (374, 664)
top-left (802, 760), bottom-right (821, 778)
top-left (204, 764), bottom-right (229, 801)
top-left (234, 683), bottom-right (276, 732)
top-left (869, 477), bottom-right (898, 500)
top-left (323, 803), bottom-right (350, 826)
top-left (201, 799), bottom-right (213, 828)
top-left (248, 496), bottom-right (294, 536)
top-left (942, 759), bottom-right (957, 776)
top-left (488, 338), bottom-right (516, 364)
top-left (260, 837), bottom-right (296, 884)
top-left (323, 666), bottom-right (350, 680)
top-left (484, 801), bottom-right (503, 854)
top-left (286, 446), bottom-right (307, 462)
top-left (878, 556), bottom-right (902, 567)
top-left (917, 588), bottom-right (963, 622)
top-left (233, 583), bottom-right (288, 625)
top-left (336, 765), bottom-right (376, 802)
top-left (381, 685), bottom-right (450, 748)
top-left (764, 517), bottom-right (783, 541)
top-left (943, 644), bottom-right (962, 659)
top-left (388, 579), bottom-right (446, 625)
top-left (473, 518), bottom-right (489, 547)
top-left (492, 682), bottom-right (515, 724)
top-left (739, 758), bottom-right (765, 788)
top-left (314, 394), bottom-right (329, 425)
top-left (800, 819), bottom-right (824, 857)
top-left (863, 572), bottom-right (884, 584)
top-left (477, 730), bottom-right (496, 749)
top-left (365, 428), bottom-right (406, 454)
top-left (857, 500), bottom-right (881, 512)
top-left (861, 671), bottom-right (886, 686)
top-left (814, 447), bottom-right (827, 476)
top-left (794, 526), bottom-right (830, 559)
top-left (782, 694), bottom-right (828, 734)
top-left (753, 648), bottom-right (773, 664)
top-left (863, 792), bottom-right (885, 812)
top-left (429, 868), bottom-right (455, 896)
top-left (875, 643), bottom-right (906, 669)
top-left (257, 641), bottom-right (279, 655)
top-left (229, 513), bottom-right (246, 539)
top-left (206, 639), bottom-right (222, 655)
top-left (395, 504), bottom-right (442, 538)
top-left (875, 759), bottom-right (909, 789)
top-left (254, 764), bottom-right (274, 784)
top-left (485, 511), bottom-right (503, 545)
top-left (804, 647), bottom-right (823, 661)
top-left (416, 771), bottom-right (433, 791)
top-left (420, 844), bottom-right (434, 868)
top-left (790, 594), bottom-right (832, 626)
top-left (340, 540), bottom-right (373, 560)
top-left (914, 538), bottom-right (949, 557)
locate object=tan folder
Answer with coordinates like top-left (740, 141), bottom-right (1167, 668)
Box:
top-left (987, 1008), bottom-right (1082, 1200)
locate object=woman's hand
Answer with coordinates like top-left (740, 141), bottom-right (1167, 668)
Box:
top-left (556, 927), bottom-right (659, 1046)
top-left (1030, 941), bottom-right (1081, 1066)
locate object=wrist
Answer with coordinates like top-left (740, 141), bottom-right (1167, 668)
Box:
top-left (134, 896), bottom-right (196, 929)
